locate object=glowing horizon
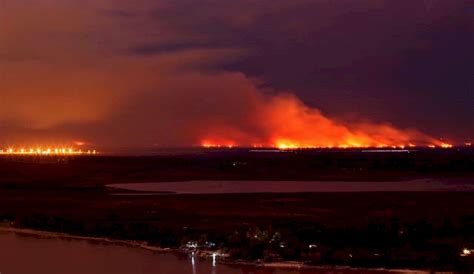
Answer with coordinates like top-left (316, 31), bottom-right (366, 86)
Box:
top-left (0, 147), bottom-right (97, 156)
top-left (200, 140), bottom-right (456, 150)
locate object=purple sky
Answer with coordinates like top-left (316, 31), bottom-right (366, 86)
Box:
top-left (0, 0), bottom-right (472, 148)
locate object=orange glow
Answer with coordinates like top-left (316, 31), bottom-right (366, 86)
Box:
top-left (199, 94), bottom-right (453, 150)
top-left (201, 141), bottom-right (217, 148)
top-left (440, 143), bottom-right (453, 148)
top-left (276, 141), bottom-right (299, 150)
top-left (200, 137), bottom-right (453, 150)
top-left (201, 139), bottom-right (454, 150)
top-left (201, 140), bottom-right (236, 149)
top-left (0, 146), bottom-right (97, 156)
top-left (74, 141), bottom-right (86, 146)
top-left (200, 142), bottom-right (454, 150)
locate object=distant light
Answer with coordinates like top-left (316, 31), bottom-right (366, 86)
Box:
top-left (362, 149), bottom-right (410, 153)
top-left (212, 253), bottom-right (217, 267)
top-left (461, 248), bottom-right (472, 257)
top-left (276, 141), bottom-right (299, 150)
top-left (440, 143), bottom-right (453, 148)
top-left (0, 146), bottom-right (95, 156)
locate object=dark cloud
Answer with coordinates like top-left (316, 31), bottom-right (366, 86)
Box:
top-left (0, 0), bottom-right (472, 149)
top-left (130, 42), bottom-right (216, 56)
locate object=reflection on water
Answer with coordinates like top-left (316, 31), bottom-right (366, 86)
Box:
top-left (0, 232), bottom-right (419, 274)
top-left (108, 179), bottom-right (474, 195)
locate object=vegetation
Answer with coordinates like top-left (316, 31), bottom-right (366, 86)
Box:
top-left (8, 213), bottom-right (474, 271)
top-left (1, 150), bottom-right (473, 271)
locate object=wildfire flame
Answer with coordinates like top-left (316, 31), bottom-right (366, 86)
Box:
top-left (199, 94), bottom-right (453, 149)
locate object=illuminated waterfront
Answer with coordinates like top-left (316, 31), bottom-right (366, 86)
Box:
top-left (0, 232), bottom-right (426, 274)
top-left (0, 147), bottom-right (96, 156)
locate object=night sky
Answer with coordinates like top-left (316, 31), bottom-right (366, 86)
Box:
top-left (1, 0), bottom-right (472, 149)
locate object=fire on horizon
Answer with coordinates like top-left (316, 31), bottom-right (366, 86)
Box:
top-left (201, 141), bottom-right (455, 150)
top-left (1, 0), bottom-right (472, 152)
top-left (193, 93), bottom-right (468, 151)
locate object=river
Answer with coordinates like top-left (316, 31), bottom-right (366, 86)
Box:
top-left (107, 178), bottom-right (474, 195)
top-left (0, 232), bottom-right (424, 274)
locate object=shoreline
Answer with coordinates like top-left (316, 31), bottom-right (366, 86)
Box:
top-left (0, 226), bottom-right (172, 253)
top-left (106, 178), bottom-right (474, 195)
top-left (0, 225), bottom-right (430, 273)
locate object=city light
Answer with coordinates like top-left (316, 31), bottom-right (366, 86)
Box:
top-left (440, 143), bottom-right (453, 148)
top-left (0, 147), bottom-right (97, 156)
top-left (461, 248), bottom-right (472, 257)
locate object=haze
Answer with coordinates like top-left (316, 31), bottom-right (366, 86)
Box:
top-left (1, 0), bottom-right (472, 149)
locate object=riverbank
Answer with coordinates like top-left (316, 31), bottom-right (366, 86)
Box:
top-left (0, 225), bottom-right (171, 253)
top-left (0, 225), bottom-right (433, 273)
top-left (106, 178), bottom-right (474, 194)
top-left (1, 153), bottom-right (473, 272)
top-left (3, 190), bottom-right (474, 272)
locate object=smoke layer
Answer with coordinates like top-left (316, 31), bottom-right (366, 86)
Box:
top-left (1, 0), bottom-right (466, 149)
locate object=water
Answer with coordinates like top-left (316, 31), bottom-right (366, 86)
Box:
top-left (108, 179), bottom-right (474, 195)
top-left (0, 232), bottom-right (419, 274)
